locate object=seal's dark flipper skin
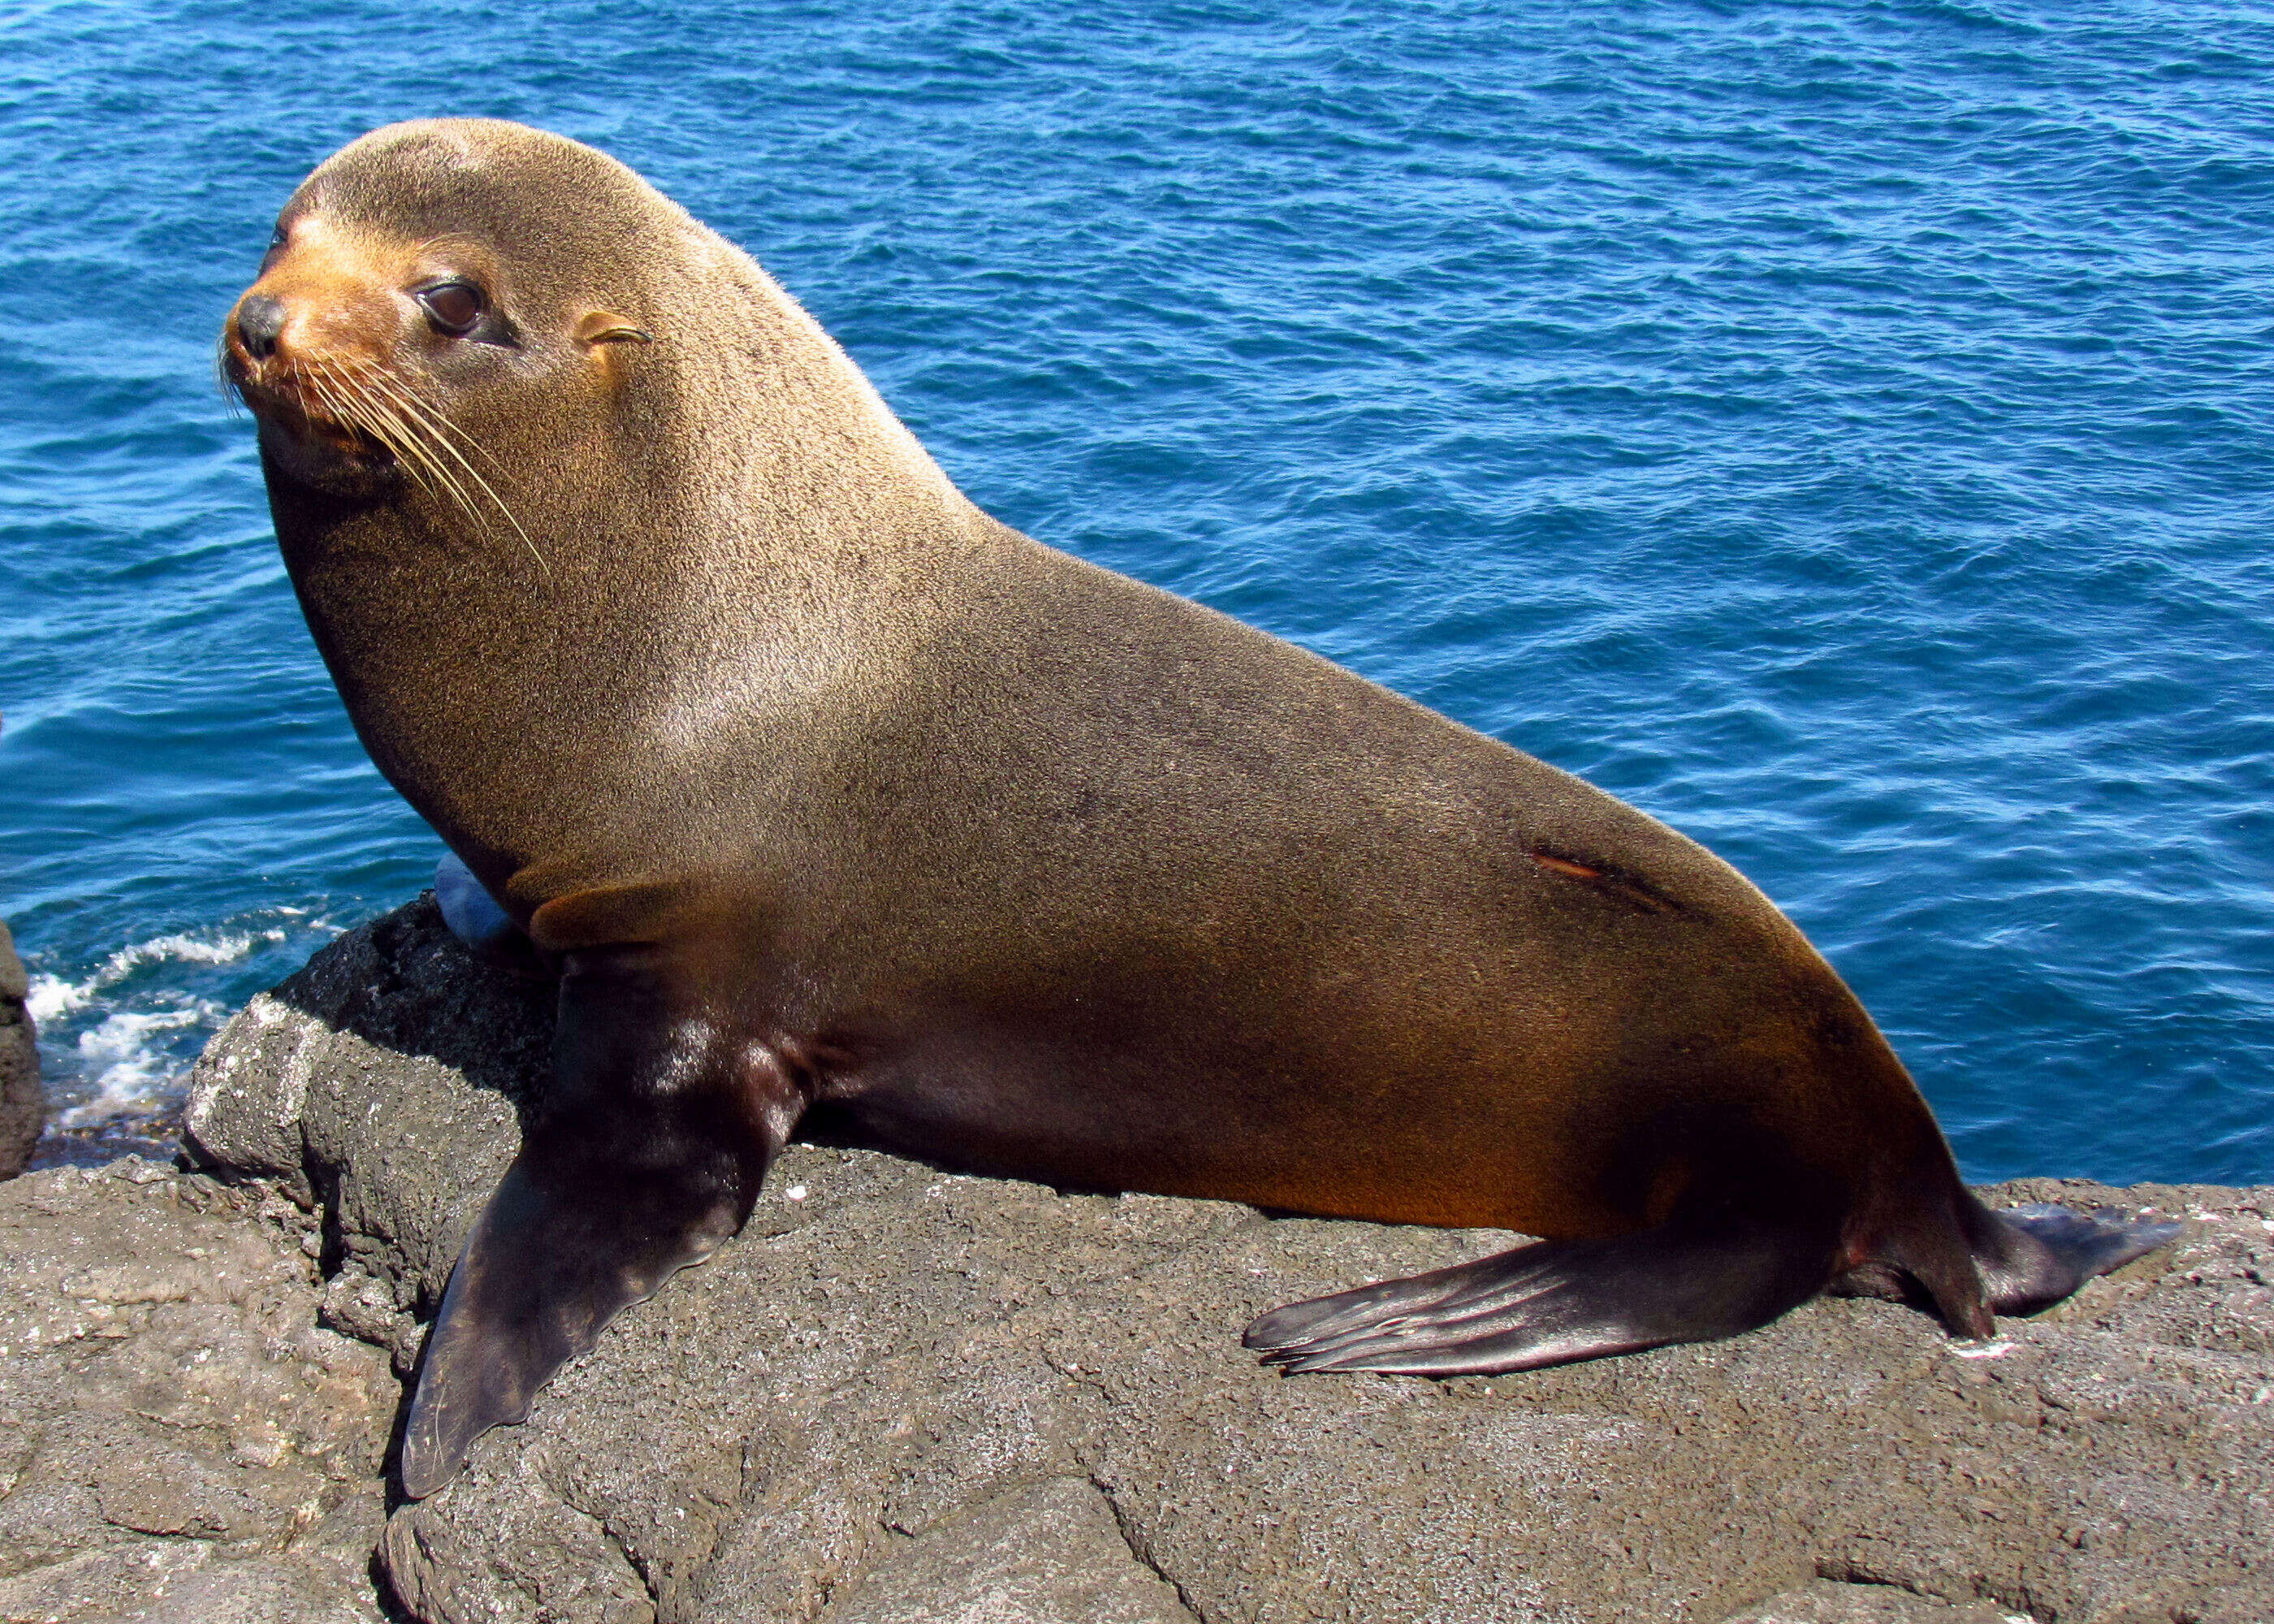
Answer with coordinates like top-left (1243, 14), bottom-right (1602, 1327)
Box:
top-left (1244, 1216), bottom-right (1832, 1377)
top-left (1969, 1200), bottom-right (2183, 1319)
top-left (397, 1148), bottom-right (743, 1497)
top-left (397, 953), bottom-right (789, 1499)
top-left (1837, 1190), bottom-right (2190, 1335)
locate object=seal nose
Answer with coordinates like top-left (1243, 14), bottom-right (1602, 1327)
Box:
top-left (236, 294), bottom-right (287, 359)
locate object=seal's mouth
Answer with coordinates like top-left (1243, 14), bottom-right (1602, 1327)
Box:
top-left (220, 333), bottom-right (396, 469)
top-left (231, 368), bottom-right (393, 464)
top-left (221, 305), bottom-right (539, 565)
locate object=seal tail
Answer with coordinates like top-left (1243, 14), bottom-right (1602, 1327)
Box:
top-left (1243, 1207), bottom-right (1836, 1377)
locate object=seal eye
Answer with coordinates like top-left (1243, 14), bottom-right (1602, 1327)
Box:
top-left (416, 281), bottom-right (484, 337)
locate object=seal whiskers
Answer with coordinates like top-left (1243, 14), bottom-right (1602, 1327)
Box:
top-left (327, 356), bottom-right (547, 576)
top-left (301, 359), bottom-right (482, 542)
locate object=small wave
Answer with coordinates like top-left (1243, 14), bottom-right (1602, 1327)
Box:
top-left (24, 973), bottom-right (89, 1026)
top-left (23, 914), bottom-right (339, 1129)
top-left (22, 926), bottom-right (283, 1024)
top-left (57, 1000), bottom-right (230, 1126)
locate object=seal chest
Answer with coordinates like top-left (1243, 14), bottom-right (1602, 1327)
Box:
top-left (223, 119), bottom-right (2181, 1500)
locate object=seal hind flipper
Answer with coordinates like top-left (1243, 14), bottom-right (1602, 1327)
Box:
top-left (1964, 1199), bottom-right (2182, 1320)
top-left (398, 953), bottom-right (793, 1499)
top-left (1244, 1214), bottom-right (1835, 1377)
top-left (1982, 1191), bottom-right (2192, 1310)
top-left (1832, 1186), bottom-right (2185, 1337)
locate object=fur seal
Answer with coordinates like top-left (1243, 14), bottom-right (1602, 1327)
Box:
top-left (223, 119), bottom-right (2179, 1500)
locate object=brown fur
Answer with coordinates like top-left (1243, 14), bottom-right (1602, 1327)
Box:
top-left (224, 121), bottom-right (2169, 1496)
top-left (230, 113), bottom-right (1968, 1272)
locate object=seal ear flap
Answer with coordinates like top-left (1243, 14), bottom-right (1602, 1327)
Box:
top-left (572, 310), bottom-right (652, 346)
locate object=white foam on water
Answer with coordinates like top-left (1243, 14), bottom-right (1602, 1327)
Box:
top-left (24, 973), bottom-right (89, 1025)
top-left (25, 919), bottom-right (312, 1126)
top-left (58, 1000), bottom-right (229, 1125)
top-left (23, 926), bottom-right (283, 1026)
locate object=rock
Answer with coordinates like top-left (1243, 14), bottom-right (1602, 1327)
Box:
top-left (824, 1478), bottom-right (1198, 1624)
top-left (0, 919), bottom-right (42, 1181)
top-left (182, 898), bottom-right (2274, 1624)
top-left (0, 1155), bottom-right (396, 1623)
top-left (183, 899), bottom-right (550, 1326)
top-left (1719, 1580), bottom-right (2017, 1622)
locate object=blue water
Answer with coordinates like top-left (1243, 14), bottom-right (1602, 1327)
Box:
top-left (2, 2), bottom-right (2268, 1183)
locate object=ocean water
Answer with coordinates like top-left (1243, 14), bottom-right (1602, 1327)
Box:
top-left (2, 1), bottom-right (2268, 1183)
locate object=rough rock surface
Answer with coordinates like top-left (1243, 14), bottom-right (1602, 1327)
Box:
top-left (0, 1156), bottom-right (396, 1623)
top-left (177, 899), bottom-right (2271, 1624)
top-left (0, 919), bottom-right (42, 1181)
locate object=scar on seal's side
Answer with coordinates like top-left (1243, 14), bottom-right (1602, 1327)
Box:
top-left (221, 119), bottom-right (2181, 1500)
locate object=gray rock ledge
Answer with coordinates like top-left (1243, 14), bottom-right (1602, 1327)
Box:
top-left (0, 1156), bottom-right (394, 1623)
top-left (117, 896), bottom-right (2270, 1622)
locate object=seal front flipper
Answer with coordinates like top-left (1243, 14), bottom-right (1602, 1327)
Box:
top-left (398, 948), bottom-right (795, 1499)
top-left (1243, 1212), bottom-right (1834, 1376)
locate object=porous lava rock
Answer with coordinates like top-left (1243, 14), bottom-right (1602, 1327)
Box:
top-left (173, 898), bottom-right (2271, 1624)
top-left (0, 919), bottom-right (42, 1181)
top-left (0, 1156), bottom-right (396, 1623)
